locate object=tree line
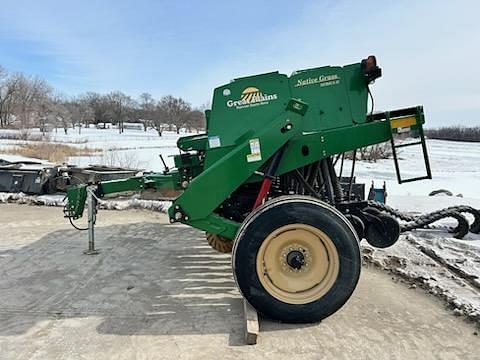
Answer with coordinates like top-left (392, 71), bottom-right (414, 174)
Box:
top-left (424, 126), bottom-right (480, 142)
top-left (0, 65), bottom-right (205, 135)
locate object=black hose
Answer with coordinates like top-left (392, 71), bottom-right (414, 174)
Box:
top-left (347, 150), bottom-right (357, 201)
top-left (339, 153), bottom-right (345, 179)
top-left (333, 153), bottom-right (342, 166)
top-left (307, 161), bottom-right (321, 188)
top-left (327, 156), bottom-right (344, 202)
top-left (68, 216), bottom-right (88, 231)
top-left (367, 86), bottom-right (375, 122)
top-left (316, 163), bottom-right (325, 192)
top-left (320, 159), bottom-right (335, 203)
top-left (294, 169), bottom-right (321, 199)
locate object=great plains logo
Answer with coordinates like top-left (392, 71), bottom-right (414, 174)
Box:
top-left (226, 87), bottom-right (278, 109)
top-left (294, 74), bottom-right (340, 88)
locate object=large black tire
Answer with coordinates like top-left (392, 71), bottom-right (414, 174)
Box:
top-left (232, 195), bottom-right (361, 323)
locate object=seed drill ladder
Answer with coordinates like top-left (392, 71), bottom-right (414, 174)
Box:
top-left (385, 106), bottom-right (432, 184)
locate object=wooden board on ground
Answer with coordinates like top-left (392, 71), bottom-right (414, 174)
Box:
top-left (243, 299), bottom-right (259, 345)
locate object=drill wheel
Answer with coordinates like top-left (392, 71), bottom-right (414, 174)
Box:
top-left (232, 195), bottom-right (361, 323)
top-left (206, 233), bottom-right (233, 253)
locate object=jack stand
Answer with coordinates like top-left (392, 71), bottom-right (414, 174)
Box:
top-left (84, 186), bottom-right (99, 255)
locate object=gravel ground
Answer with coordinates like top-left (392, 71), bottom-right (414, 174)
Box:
top-left (0, 204), bottom-right (478, 359)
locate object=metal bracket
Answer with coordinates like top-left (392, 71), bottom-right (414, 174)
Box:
top-left (170, 205), bottom-right (189, 223)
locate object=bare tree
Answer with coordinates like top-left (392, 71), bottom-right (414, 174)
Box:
top-left (106, 91), bottom-right (135, 133)
top-left (1, 63), bottom-right (207, 135)
top-left (138, 92), bottom-right (155, 132)
top-left (49, 95), bottom-right (72, 134)
top-left (425, 126), bottom-right (480, 142)
top-left (66, 97), bottom-right (93, 134)
top-left (35, 94), bottom-right (53, 134)
top-left (343, 142), bottom-right (393, 162)
top-left (183, 109), bottom-right (205, 133)
top-left (157, 95), bottom-right (191, 134)
top-left (83, 92), bottom-right (110, 126)
top-left (0, 68), bottom-right (21, 128)
top-left (11, 74), bottom-right (52, 129)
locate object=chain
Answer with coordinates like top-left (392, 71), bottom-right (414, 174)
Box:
top-left (366, 201), bottom-right (480, 239)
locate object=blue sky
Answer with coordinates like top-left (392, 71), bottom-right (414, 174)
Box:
top-left (0, 0), bottom-right (478, 126)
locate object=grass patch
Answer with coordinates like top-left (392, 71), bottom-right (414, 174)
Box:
top-left (5, 142), bottom-right (101, 163)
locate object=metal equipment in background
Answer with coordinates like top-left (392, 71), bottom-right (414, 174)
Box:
top-left (368, 181), bottom-right (387, 203)
top-left (0, 157), bottom-right (140, 195)
top-left (0, 159), bottom-right (58, 194)
top-left (63, 56), bottom-right (480, 324)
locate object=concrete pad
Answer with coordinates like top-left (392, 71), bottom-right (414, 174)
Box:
top-left (0, 204), bottom-right (478, 359)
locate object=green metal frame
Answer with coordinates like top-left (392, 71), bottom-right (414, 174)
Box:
top-left (66, 173), bottom-right (180, 220)
top-left (171, 106), bottom-right (428, 239)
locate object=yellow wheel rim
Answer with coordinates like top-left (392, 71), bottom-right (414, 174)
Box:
top-left (256, 224), bottom-right (339, 304)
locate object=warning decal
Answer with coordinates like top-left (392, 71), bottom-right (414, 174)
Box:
top-left (246, 138), bottom-right (262, 162)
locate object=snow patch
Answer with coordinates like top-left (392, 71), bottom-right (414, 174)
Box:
top-left (0, 192), bottom-right (170, 213)
top-left (363, 233), bottom-right (480, 324)
top-left (96, 195), bottom-right (170, 212)
top-left (0, 192), bottom-right (65, 206)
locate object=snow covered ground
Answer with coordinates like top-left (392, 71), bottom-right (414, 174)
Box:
top-left (1, 127), bottom-right (478, 197)
top-left (0, 127), bottom-right (188, 171)
top-left (1, 127), bottom-right (479, 323)
top-left (363, 196), bottom-right (480, 324)
top-left (335, 138), bottom-right (480, 199)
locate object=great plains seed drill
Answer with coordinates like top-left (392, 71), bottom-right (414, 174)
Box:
top-left (65, 56), bottom-right (480, 323)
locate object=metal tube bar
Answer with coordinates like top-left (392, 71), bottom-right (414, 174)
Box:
top-left (417, 108), bottom-right (433, 179)
top-left (393, 141), bottom-right (423, 149)
top-left (84, 187), bottom-right (99, 255)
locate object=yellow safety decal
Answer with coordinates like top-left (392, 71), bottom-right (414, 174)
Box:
top-left (390, 116), bottom-right (417, 129)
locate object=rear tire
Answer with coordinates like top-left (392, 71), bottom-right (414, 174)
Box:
top-left (232, 195), bottom-right (361, 323)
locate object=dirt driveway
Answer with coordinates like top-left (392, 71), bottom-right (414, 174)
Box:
top-left (0, 204), bottom-right (478, 359)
